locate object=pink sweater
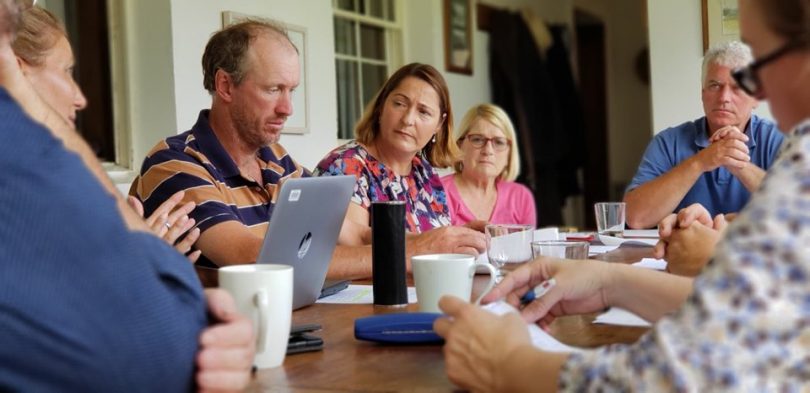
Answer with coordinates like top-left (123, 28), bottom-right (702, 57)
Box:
top-left (440, 174), bottom-right (537, 227)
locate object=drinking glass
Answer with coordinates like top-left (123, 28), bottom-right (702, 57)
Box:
top-left (485, 224), bottom-right (534, 280)
top-left (594, 202), bottom-right (626, 236)
top-left (531, 240), bottom-right (589, 260)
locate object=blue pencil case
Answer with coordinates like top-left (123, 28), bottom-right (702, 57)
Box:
top-left (354, 312), bottom-right (444, 344)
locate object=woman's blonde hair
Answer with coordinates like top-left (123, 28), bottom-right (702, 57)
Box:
top-left (453, 104), bottom-right (521, 182)
top-left (11, 6), bottom-right (65, 67)
top-left (355, 63), bottom-right (458, 168)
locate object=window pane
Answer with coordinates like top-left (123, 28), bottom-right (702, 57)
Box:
top-left (334, 17), bottom-right (356, 55)
top-left (361, 63), bottom-right (387, 106)
top-left (386, 0), bottom-right (395, 21)
top-left (336, 60), bottom-right (361, 139)
top-left (368, 0), bottom-right (384, 19)
top-left (360, 23), bottom-right (385, 60)
top-left (335, 0), bottom-right (356, 12)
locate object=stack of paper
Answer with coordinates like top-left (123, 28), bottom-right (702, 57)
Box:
top-left (317, 285), bottom-right (418, 304)
top-left (476, 227), bottom-right (559, 265)
top-left (482, 301), bottom-right (580, 353)
top-left (631, 258), bottom-right (667, 271)
top-left (593, 307), bottom-right (651, 327)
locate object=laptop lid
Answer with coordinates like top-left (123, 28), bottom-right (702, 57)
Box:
top-left (256, 175), bottom-right (355, 310)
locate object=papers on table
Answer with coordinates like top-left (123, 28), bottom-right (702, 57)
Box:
top-left (593, 307), bottom-right (651, 327)
top-left (482, 301), bottom-right (580, 353)
top-left (317, 285), bottom-right (417, 305)
top-left (588, 245), bottom-right (618, 256)
top-left (631, 258), bottom-right (668, 271)
top-left (623, 229), bottom-right (659, 238)
top-left (477, 227), bottom-right (560, 265)
top-left (598, 234), bottom-right (658, 247)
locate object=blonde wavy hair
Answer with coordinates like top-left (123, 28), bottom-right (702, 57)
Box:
top-left (453, 104), bottom-right (521, 182)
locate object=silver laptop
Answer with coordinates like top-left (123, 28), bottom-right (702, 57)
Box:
top-left (256, 175), bottom-right (355, 309)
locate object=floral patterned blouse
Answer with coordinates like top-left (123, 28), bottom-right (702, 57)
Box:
top-left (314, 141), bottom-right (451, 233)
top-left (560, 119), bottom-right (810, 390)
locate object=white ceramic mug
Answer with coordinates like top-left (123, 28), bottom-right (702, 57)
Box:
top-left (218, 264), bottom-right (293, 369)
top-left (411, 254), bottom-right (498, 313)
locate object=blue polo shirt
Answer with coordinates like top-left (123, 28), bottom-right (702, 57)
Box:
top-left (0, 88), bottom-right (206, 390)
top-left (626, 115), bottom-right (784, 217)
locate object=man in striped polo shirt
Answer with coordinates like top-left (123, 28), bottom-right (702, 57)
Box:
top-left (131, 20), bottom-right (311, 270)
top-left (132, 19), bottom-right (487, 279)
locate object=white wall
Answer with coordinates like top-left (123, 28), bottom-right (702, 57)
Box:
top-left (647, 0), bottom-right (772, 134)
top-left (401, 0), bottom-right (490, 131)
top-left (168, 0), bottom-right (338, 170)
top-left (122, 0), bottom-right (338, 172)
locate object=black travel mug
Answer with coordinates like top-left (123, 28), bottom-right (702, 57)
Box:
top-left (371, 201), bottom-right (408, 307)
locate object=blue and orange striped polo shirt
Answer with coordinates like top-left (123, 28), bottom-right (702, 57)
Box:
top-left (130, 110), bottom-right (308, 267)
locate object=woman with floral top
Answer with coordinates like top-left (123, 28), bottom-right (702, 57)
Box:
top-left (434, 0), bottom-right (810, 390)
top-left (316, 63), bottom-right (485, 258)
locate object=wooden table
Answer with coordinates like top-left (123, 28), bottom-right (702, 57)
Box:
top-left (241, 245), bottom-right (654, 392)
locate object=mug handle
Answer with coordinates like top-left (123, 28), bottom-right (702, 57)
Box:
top-left (254, 289), bottom-right (270, 353)
top-left (471, 263), bottom-right (498, 305)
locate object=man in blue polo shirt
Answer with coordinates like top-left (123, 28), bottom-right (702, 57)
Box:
top-left (624, 41), bottom-right (784, 229)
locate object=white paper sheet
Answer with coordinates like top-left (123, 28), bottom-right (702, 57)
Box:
top-left (623, 229), bottom-right (660, 238)
top-left (316, 285), bottom-right (417, 304)
top-left (593, 307), bottom-right (651, 327)
top-left (482, 301), bottom-right (580, 353)
top-left (598, 234), bottom-right (658, 247)
top-left (588, 245), bottom-right (618, 255)
top-left (477, 227), bottom-right (560, 265)
top-left (631, 258), bottom-right (668, 271)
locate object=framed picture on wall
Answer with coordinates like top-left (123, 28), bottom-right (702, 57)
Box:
top-left (443, 0), bottom-right (473, 75)
top-left (222, 11), bottom-right (310, 134)
top-left (701, 0), bottom-right (740, 53)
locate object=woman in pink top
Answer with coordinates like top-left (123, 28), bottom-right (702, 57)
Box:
top-left (441, 104), bottom-right (536, 226)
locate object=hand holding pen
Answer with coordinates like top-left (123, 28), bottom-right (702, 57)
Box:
top-left (479, 257), bottom-right (611, 329)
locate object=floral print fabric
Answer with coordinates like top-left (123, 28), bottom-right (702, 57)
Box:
top-left (560, 119), bottom-right (810, 391)
top-left (314, 141), bottom-right (451, 233)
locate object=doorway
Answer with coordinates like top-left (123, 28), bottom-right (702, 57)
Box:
top-left (574, 9), bottom-right (609, 230)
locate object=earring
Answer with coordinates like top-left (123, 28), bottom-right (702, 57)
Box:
top-left (432, 135), bottom-right (437, 143)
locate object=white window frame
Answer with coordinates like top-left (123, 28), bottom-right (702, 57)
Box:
top-left (333, 0), bottom-right (403, 141)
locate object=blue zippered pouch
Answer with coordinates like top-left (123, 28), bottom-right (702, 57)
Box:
top-left (354, 312), bottom-right (444, 344)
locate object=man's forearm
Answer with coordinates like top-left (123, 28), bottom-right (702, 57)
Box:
top-left (605, 264), bottom-right (693, 322)
top-left (729, 162), bottom-right (766, 192)
top-left (625, 158), bottom-right (705, 229)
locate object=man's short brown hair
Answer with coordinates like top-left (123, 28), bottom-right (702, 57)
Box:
top-left (201, 19), bottom-right (295, 94)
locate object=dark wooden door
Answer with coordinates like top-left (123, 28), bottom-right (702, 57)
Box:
top-left (575, 9), bottom-right (609, 230)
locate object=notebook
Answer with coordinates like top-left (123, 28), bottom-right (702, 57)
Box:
top-left (256, 175), bottom-right (355, 309)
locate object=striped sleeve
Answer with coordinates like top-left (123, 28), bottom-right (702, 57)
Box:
top-left (132, 146), bottom-right (240, 233)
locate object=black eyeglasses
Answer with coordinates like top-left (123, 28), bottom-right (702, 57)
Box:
top-left (463, 134), bottom-right (511, 152)
top-left (732, 40), bottom-right (806, 98)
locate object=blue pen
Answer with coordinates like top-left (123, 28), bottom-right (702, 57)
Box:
top-left (520, 278), bottom-right (557, 304)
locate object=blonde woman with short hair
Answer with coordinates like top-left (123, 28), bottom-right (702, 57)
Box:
top-left (441, 104), bottom-right (536, 226)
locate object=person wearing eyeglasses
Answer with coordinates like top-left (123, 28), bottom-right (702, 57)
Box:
top-left (440, 104), bottom-right (536, 227)
top-left (623, 41), bottom-right (784, 230)
top-left (434, 0), bottom-right (810, 390)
